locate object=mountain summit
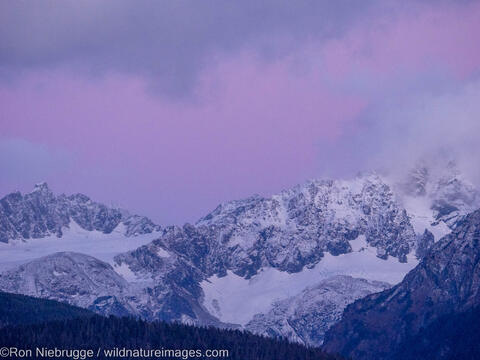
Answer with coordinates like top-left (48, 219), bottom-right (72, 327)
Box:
top-left (0, 183), bottom-right (160, 243)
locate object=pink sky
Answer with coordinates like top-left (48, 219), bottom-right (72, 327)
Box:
top-left (1, 1), bottom-right (480, 224)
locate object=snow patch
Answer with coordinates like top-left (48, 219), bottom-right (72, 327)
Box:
top-left (401, 195), bottom-right (451, 240)
top-left (52, 270), bottom-right (68, 276)
top-left (201, 237), bottom-right (418, 325)
top-left (349, 235), bottom-right (368, 252)
top-left (113, 263), bottom-right (138, 282)
top-left (156, 246), bottom-right (170, 258)
top-left (0, 220), bottom-right (161, 272)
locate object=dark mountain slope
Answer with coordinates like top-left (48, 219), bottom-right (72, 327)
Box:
top-left (323, 209), bottom-right (480, 360)
top-left (391, 306), bottom-right (480, 360)
top-left (0, 291), bottom-right (93, 327)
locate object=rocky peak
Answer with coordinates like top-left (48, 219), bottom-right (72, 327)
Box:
top-left (118, 173), bottom-right (417, 291)
top-left (31, 182), bottom-right (52, 194)
top-left (0, 183), bottom-right (160, 243)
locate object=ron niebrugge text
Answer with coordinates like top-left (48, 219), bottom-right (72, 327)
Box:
top-left (0, 347), bottom-right (229, 359)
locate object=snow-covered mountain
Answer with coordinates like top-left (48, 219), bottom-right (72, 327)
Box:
top-left (0, 183), bottom-right (162, 271)
top-left (0, 250), bottom-right (224, 325)
top-left (196, 173), bottom-right (415, 266)
top-left (0, 162), bottom-right (478, 346)
top-left (323, 208), bottom-right (480, 360)
top-left (113, 168), bottom-right (477, 331)
top-left (108, 173), bottom-right (419, 327)
top-left (245, 275), bottom-right (389, 346)
top-left (0, 182), bottom-right (160, 243)
top-left (0, 252), bottom-right (133, 317)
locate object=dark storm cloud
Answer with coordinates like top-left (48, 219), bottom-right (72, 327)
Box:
top-left (0, 0), bottom-right (393, 96)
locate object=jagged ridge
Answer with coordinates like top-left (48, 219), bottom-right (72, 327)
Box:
top-left (0, 182), bottom-right (160, 243)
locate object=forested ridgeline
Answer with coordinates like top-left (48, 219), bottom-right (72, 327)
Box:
top-left (0, 291), bottom-right (94, 327)
top-left (0, 316), bottom-right (344, 360)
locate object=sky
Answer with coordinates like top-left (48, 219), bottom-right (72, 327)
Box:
top-left (1, 0), bottom-right (480, 224)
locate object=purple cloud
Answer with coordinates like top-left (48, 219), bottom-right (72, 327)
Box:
top-left (1, 0), bottom-right (479, 224)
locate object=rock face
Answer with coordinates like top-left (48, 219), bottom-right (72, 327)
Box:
top-left (415, 229), bottom-right (435, 259)
top-left (113, 241), bottom-right (221, 325)
top-left (323, 209), bottom-right (480, 360)
top-left (0, 249), bottom-right (221, 325)
top-left (0, 252), bottom-right (133, 317)
top-left (0, 183), bottom-right (160, 243)
top-left (245, 276), bottom-right (390, 346)
top-left (195, 173), bottom-right (416, 272)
